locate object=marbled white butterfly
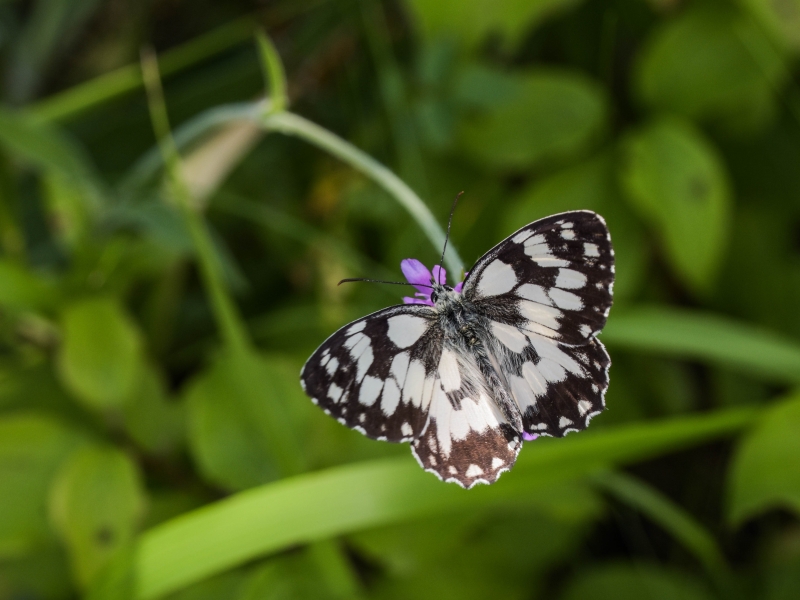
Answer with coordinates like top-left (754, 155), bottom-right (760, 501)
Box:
top-left (301, 210), bottom-right (614, 488)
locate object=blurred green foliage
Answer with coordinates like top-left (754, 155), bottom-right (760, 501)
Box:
top-left (0, 0), bottom-right (799, 599)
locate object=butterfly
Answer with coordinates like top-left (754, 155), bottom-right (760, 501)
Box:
top-left (300, 210), bottom-right (613, 488)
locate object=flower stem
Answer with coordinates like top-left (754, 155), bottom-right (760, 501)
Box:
top-left (261, 110), bottom-right (465, 276)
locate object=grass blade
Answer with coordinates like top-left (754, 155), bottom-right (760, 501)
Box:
top-left (603, 306), bottom-right (800, 384)
top-left (135, 406), bottom-right (757, 599)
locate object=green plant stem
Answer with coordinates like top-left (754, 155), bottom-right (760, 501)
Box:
top-left (261, 110), bottom-right (465, 276)
top-left (141, 49), bottom-right (250, 354)
top-left (590, 471), bottom-right (734, 596)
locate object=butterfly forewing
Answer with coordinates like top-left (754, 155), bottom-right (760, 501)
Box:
top-left (463, 210), bottom-right (614, 344)
top-left (301, 305), bottom-right (441, 442)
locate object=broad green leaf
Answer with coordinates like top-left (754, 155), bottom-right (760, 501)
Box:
top-left (135, 407), bottom-right (755, 599)
top-left (0, 258), bottom-right (59, 312)
top-left (619, 118), bottom-right (731, 295)
top-left (560, 563), bottom-right (714, 600)
top-left (727, 393), bottom-right (800, 524)
top-left (456, 66), bottom-right (607, 169)
top-left (48, 445), bottom-right (145, 589)
top-left (636, 4), bottom-right (785, 134)
top-left (503, 151), bottom-right (647, 302)
top-left (56, 297), bottom-right (145, 410)
top-left (185, 350), bottom-right (304, 491)
top-left (122, 365), bottom-right (184, 456)
top-left (0, 414), bottom-right (84, 557)
top-left (602, 307), bottom-right (800, 384)
top-left (404, 0), bottom-right (582, 51)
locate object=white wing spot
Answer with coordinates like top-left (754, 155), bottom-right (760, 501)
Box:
top-left (516, 283), bottom-right (552, 306)
top-left (591, 384), bottom-right (599, 393)
top-left (328, 383), bottom-right (343, 403)
top-left (439, 349), bottom-right (461, 392)
top-left (359, 413), bottom-right (366, 422)
top-left (401, 422), bottom-right (413, 436)
top-left (381, 379), bottom-right (402, 416)
top-left (359, 376), bottom-right (383, 406)
top-left (492, 321), bottom-right (528, 353)
top-left (325, 357), bottom-right (339, 376)
top-left (555, 268), bottom-right (587, 289)
top-left (584, 242), bottom-right (600, 257)
top-left (578, 400), bottom-right (592, 416)
top-left (390, 352), bottom-right (410, 388)
top-left (548, 288), bottom-right (583, 311)
top-left (512, 230), bottom-right (533, 244)
top-left (346, 321), bottom-right (366, 335)
top-left (561, 229), bottom-right (576, 240)
top-left (448, 466), bottom-right (458, 475)
top-left (387, 314), bottom-right (428, 349)
top-left (561, 222), bottom-right (573, 229)
top-left (533, 422), bottom-right (548, 430)
top-left (477, 259), bottom-right (518, 297)
top-left (580, 324), bottom-right (592, 337)
top-left (465, 464), bottom-right (484, 477)
top-left (559, 416), bottom-right (573, 429)
top-left (491, 457), bottom-right (505, 469)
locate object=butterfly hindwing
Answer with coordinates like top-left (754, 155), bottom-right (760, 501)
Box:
top-left (463, 210), bottom-right (614, 345)
top-left (411, 347), bottom-right (522, 488)
top-left (301, 305), bottom-right (441, 442)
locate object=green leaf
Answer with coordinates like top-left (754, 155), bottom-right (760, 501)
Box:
top-left (122, 365), bottom-right (184, 456)
top-left (635, 4), bottom-right (785, 134)
top-left (0, 258), bottom-right (59, 312)
top-left (456, 66), bottom-right (607, 169)
top-left (503, 152), bottom-right (647, 302)
top-left (134, 407), bottom-right (755, 599)
top-left (560, 563), bottom-right (714, 600)
top-left (56, 297), bottom-right (145, 410)
top-left (255, 31), bottom-right (288, 114)
top-left (619, 118), bottom-right (731, 295)
top-left (0, 414), bottom-right (84, 558)
top-left (728, 393), bottom-right (800, 524)
top-left (185, 350), bottom-right (304, 491)
top-left (404, 0), bottom-right (582, 51)
top-left (602, 307), bottom-right (800, 384)
top-left (48, 445), bottom-right (146, 589)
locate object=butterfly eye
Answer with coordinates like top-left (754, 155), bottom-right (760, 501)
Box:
top-left (431, 291), bottom-right (439, 303)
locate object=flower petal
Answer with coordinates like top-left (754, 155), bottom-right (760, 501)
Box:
top-left (522, 432), bottom-right (538, 441)
top-left (401, 259), bottom-right (433, 294)
top-left (453, 282), bottom-right (463, 294)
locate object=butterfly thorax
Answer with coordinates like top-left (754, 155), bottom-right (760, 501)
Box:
top-left (431, 283), bottom-right (524, 433)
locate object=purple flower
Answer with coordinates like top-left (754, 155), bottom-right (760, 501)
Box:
top-left (400, 259), bottom-right (465, 306)
top-left (522, 432), bottom-right (538, 441)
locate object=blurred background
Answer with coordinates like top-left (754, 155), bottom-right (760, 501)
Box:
top-left (2, 0), bottom-right (800, 598)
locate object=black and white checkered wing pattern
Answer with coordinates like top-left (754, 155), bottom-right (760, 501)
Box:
top-left (411, 347), bottom-right (522, 489)
top-left (463, 210), bottom-right (614, 344)
top-left (301, 305), bottom-right (442, 442)
top-left (462, 210), bottom-right (613, 438)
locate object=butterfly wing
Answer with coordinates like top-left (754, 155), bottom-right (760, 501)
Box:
top-left (462, 210), bottom-right (613, 438)
top-left (301, 305), bottom-right (442, 442)
top-left (411, 346), bottom-right (522, 489)
top-left (463, 210), bottom-right (613, 344)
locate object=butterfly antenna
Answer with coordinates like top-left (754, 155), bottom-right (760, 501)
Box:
top-left (437, 191), bottom-right (464, 279)
top-left (338, 278), bottom-right (434, 290)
